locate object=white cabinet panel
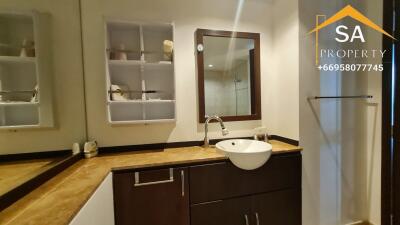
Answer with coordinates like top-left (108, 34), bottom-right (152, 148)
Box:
top-left (69, 173), bottom-right (114, 225)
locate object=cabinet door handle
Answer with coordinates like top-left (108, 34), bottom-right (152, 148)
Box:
top-left (244, 214), bottom-right (249, 225)
top-left (134, 168), bottom-right (174, 187)
top-left (181, 170), bottom-right (185, 197)
top-left (255, 212), bottom-right (260, 225)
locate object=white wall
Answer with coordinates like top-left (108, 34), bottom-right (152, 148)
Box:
top-left (80, 0), bottom-right (300, 147)
top-left (0, 0), bottom-right (87, 154)
top-left (269, 0), bottom-right (300, 141)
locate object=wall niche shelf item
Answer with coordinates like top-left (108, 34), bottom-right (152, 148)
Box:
top-left (0, 11), bottom-right (53, 130)
top-left (105, 20), bottom-right (176, 125)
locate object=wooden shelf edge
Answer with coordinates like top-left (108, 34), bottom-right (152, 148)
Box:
top-left (109, 118), bottom-right (176, 125)
top-left (108, 100), bottom-right (175, 104)
top-left (0, 124), bottom-right (40, 130)
top-left (108, 60), bottom-right (173, 67)
top-left (0, 102), bottom-right (39, 106)
top-left (0, 55), bottom-right (36, 64)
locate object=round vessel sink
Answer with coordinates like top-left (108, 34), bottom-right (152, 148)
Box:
top-left (215, 139), bottom-right (272, 170)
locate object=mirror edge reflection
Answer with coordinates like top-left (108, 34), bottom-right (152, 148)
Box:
top-left (0, 0), bottom-right (87, 210)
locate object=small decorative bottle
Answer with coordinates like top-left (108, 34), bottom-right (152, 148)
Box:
top-left (163, 40), bottom-right (173, 61)
top-left (114, 44), bottom-right (127, 60)
top-left (20, 39), bottom-right (35, 57)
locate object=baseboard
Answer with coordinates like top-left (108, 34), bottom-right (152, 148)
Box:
top-left (269, 135), bottom-right (299, 146)
top-left (0, 149), bottom-right (71, 162)
top-left (344, 221), bottom-right (375, 225)
top-left (98, 135), bottom-right (300, 154)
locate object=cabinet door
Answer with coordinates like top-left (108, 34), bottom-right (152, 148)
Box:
top-left (190, 153), bottom-right (301, 204)
top-left (191, 196), bottom-right (252, 225)
top-left (113, 167), bottom-right (189, 225)
top-left (251, 189), bottom-right (301, 225)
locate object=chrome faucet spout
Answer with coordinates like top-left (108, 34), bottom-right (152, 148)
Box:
top-left (203, 115), bottom-right (229, 147)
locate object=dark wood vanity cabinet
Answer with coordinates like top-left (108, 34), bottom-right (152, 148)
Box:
top-left (189, 153), bottom-right (301, 204)
top-left (252, 189), bottom-right (301, 225)
top-left (191, 196), bottom-right (252, 225)
top-left (191, 189), bottom-right (301, 225)
top-left (113, 167), bottom-right (190, 225)
top-left (190, 153), bottom-right (301, 225)
top-left (113, 153), bottom-right (301, 225)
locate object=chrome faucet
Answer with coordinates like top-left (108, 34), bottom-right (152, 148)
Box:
top-left (203, 115), bottom-right (229, 147)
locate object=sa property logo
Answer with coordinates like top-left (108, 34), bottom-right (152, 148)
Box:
top-left (308, 5), bottom-right (395, 71)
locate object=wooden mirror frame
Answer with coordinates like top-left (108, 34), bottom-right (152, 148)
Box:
top-left (195, 29), bottom-right (261, 123)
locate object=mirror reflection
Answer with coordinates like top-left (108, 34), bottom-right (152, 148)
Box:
top-left (0, 0), bottom-right (86, 208)
top-left (0, 155), bottom-right (69, 197)
top-left (203, 36), bottom-right (255, 117)
top-left (0, 11), bottom-right (54, 128)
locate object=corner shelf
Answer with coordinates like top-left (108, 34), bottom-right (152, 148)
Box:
top-left (105, 20), bottom-right (175, 125)
top-left (0, 11), bottom-right (53, 129)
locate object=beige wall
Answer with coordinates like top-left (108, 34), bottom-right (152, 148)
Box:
top-left (81, 0), bottom-right (300, 147)
top-left (0, 0), bottom-right (87, 154)
top-left (269, 0), bottom-right (300, 141)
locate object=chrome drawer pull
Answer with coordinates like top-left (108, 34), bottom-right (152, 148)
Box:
top-left (244, 214), bottom-right (249, 225)
top-left (255, 212), bottom-right (260, 225)
top-left (181, 170), bottom-right (185, 197)
top-left (134, 168), bottom-right (174, 187)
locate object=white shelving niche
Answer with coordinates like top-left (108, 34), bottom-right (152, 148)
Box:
top-left (0, 11), bottom-right (53, 129)
top-left (105, 20), bottom-right (176, 125)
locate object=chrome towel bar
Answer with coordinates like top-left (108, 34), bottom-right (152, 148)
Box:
top-left (108, 90), bottom-right (158, 94)
top-left (309, 95), bottom-right (373, 100)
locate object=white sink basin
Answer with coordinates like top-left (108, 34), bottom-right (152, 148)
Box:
top-left (216, 139), bottom-right (272, 170)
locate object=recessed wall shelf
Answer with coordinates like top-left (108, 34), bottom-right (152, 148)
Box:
top-left (105, 20), bottom-right (175, 124)
top-left (0, 11), bottom-right (53, 129)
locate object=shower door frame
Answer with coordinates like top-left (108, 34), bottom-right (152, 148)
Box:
top-left (382, 0), bottom-right (400, 224)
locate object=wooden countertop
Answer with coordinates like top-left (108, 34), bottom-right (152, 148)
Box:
top-left (0, 140), bottom-right (301, 225)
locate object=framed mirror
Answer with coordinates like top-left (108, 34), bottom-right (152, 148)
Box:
top-left (195, 29), bottom-right (261, 123)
